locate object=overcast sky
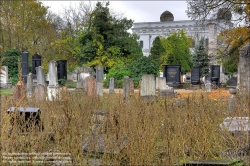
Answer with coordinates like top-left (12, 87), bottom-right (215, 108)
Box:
top-left (40, 1), bottom-right (190, 22)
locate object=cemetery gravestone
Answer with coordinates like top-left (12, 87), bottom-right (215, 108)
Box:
top-left (13, 81), bottom-right (25, 102)
top-left (96, 66), bottom-right (104, 83)
top-left (32, 53), bottom-right (41, 75)
top-left (36, 66), bottom-right (45, 86)
top-left (22, 52), bottom-right (29, 83)
top-left (191, 67), bottom-right (200, 85)
top-left (163, 65), bottom-right (181, 84)
top-left (35, 84), bottom-right (46, 101)
top-left (130, 80), bottom-right (134, 94)
top-left (87, 76), bottom-right (96, 96)
top-left (210, 65), bottom-right (220, 86)
top-left (205, 83), bottom-right (212, 92)
top-left (122, 76), bottom-right (130, 98)
top-left (140, 74), bottom-right (156, 98)
top-left (156, 77), bottom-right (166, 90)
top-left (0, 66), bottom-right (9, 87)
top-left (26, 73), bottom-right (33, 97)
top-left (97, 82), bottom-right (103, 96)
top-left (57, 60), bottom-right (67, 85)
top-left (109, 78), bottom-right (115, 94)
top-left (237, 43), bottom-right (250, 93)
top-left (47, 60), bottom-right (60, 101)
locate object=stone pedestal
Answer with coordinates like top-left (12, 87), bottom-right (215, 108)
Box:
top-left (47, 86), bottom-right (60, 101)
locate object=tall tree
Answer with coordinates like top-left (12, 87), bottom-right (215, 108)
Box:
top-left (186, 0), bottom-right (250, 57)
top-left (78, 2), bottom-right (142, 71)
top-left (191, 38), bottom-right (210, 77)
top-left (149, 36), bottom-right (166, 69)
top-left (161, 30), bottom-right (193, 73)
top-left (0, 0), bottom-right (56, 55)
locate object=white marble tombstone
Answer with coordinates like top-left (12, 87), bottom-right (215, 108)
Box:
top-left (0, 66), bottom-right (8, 86)
top-left (47, 60), bottom-right (60, 101)
top-left (140, 74), bottom-right (156, 97)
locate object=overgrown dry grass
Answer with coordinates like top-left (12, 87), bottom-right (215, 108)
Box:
top-left (0, 88), bottom-right (249, 165)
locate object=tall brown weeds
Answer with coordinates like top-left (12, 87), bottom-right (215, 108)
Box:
top-left (0, 90), bottom-right (249, 165)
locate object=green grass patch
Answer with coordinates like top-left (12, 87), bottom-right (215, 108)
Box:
top-left (0, 88), bottom-right (13, 95)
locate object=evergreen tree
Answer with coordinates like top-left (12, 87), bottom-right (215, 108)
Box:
top-left (149, 36), bottom-right (165, 68)
top-left (191, 38), bottom-right (210, 77)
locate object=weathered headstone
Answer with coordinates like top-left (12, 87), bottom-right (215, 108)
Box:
top-left (108, 78), bottom-right (115, 94)
top-left (47, 60), bottom-right (60, 101)
top-left (140, 74), bottom-right (156, 98)
top-left (160, 87), bottom-right (175, 97)
top-left (122, 76), bottom-right (130, 98)
top-left (48, 60), bottom-right (58, 86)
top-left (35, 84), bottom-right (46, 101)
top-left (191, 67), bottom-right (200, 85)
top-left (36, 66), bottom-right (45, 86)
top-left (237, 43), bottom-right (250, 93)
top-left (87, 76), bottom-right (96, 96)
top-left (95, 66), bottom-right (104, 83)
top-left (0, 66), bottom-right (9, 88)
top-left (26, 73), bottom-right (33, 97)
top-left (156, 77), bottom-right (166, 90)
top-left (130, 80), bottom-right (134, 94)
top-left (13, 81), bottom-right (25, 102)
top-left (205, 82), bottom-right (212, 92)
top-left (97, 82), bottom-right (103, 96)
top-left (22, 52), bottom-right (29, 83)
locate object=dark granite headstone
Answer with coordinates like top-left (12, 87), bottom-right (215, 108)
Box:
top-left (32, 53), bottom-right (41, 75)
top-left (228, 77), bottom-right (237, 86)
top-left (210, 65), bottom-right (220, 86)
top-left (7, 107), bottom-right (41, 132)
top-left (57, 60), bottom-right (67, 85)
top-left (22, 52), bottom-right (29, 83)
top-left (163, 65), bottom-right (181, 83)
top-left (191, 67), bottom-right (200, 85)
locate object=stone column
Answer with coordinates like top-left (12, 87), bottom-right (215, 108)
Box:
top-left (26, 73), bottom-right (33, 97)
top-left (208, 23), bottom-right (217, 65)
top-left (237, 43), bottom-right (250, 93)
top-left (122, 76), bottom-right (130, 98)
top-left (97, 82), bottom-right (103, 96)
top-left (109, 78), bottom-right (115, 94)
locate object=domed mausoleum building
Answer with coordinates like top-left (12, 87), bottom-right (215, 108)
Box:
top-left (132, 10), bottom-right (233, 65)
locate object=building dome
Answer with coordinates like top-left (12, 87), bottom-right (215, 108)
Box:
top-left (160, 10), bottom-right (174, 22)
top-left (217, 8), bottom-right (232, 21)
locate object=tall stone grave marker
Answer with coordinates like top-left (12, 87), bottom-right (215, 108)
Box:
top-left (57, 60), bottom-right (67, 85)
top-left (87, 76), bottom-right (96, 96)
top-left (140, 74), bottom-right (156, 98)
top-left (191, 67), bottom-right (200, 85)
top-left (47, 60), bottom-right (60, 101)
top-left (26, 73), bottom-right (33, 97)
top-left (123, 76), bottom-right (130, 98)
top-left (36, 66), bottom-right (45, 86)
top-left (109, 78), bottom-right (115, 94)
top-left (237, 43), bottom-right (250, 93)
top-left (97, 82), bottom-right (103, 96)
top-left (96, 66), bottom-right (104, 83)
top-left (22, 52), bottom-right (29, 83)
top-left (0, 66), bottom-right (8, 87)
top-left (210, 65), bottom-right (220, 86)
top-left (130, 80), bottom-right (134, 94)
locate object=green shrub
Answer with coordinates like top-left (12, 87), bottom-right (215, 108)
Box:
top-left (127, 56), bottom-right (159, 87)
top-left (0, 49), bottom-right (21, 85)
top-left (103, 65), bottom-right (131, 88)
